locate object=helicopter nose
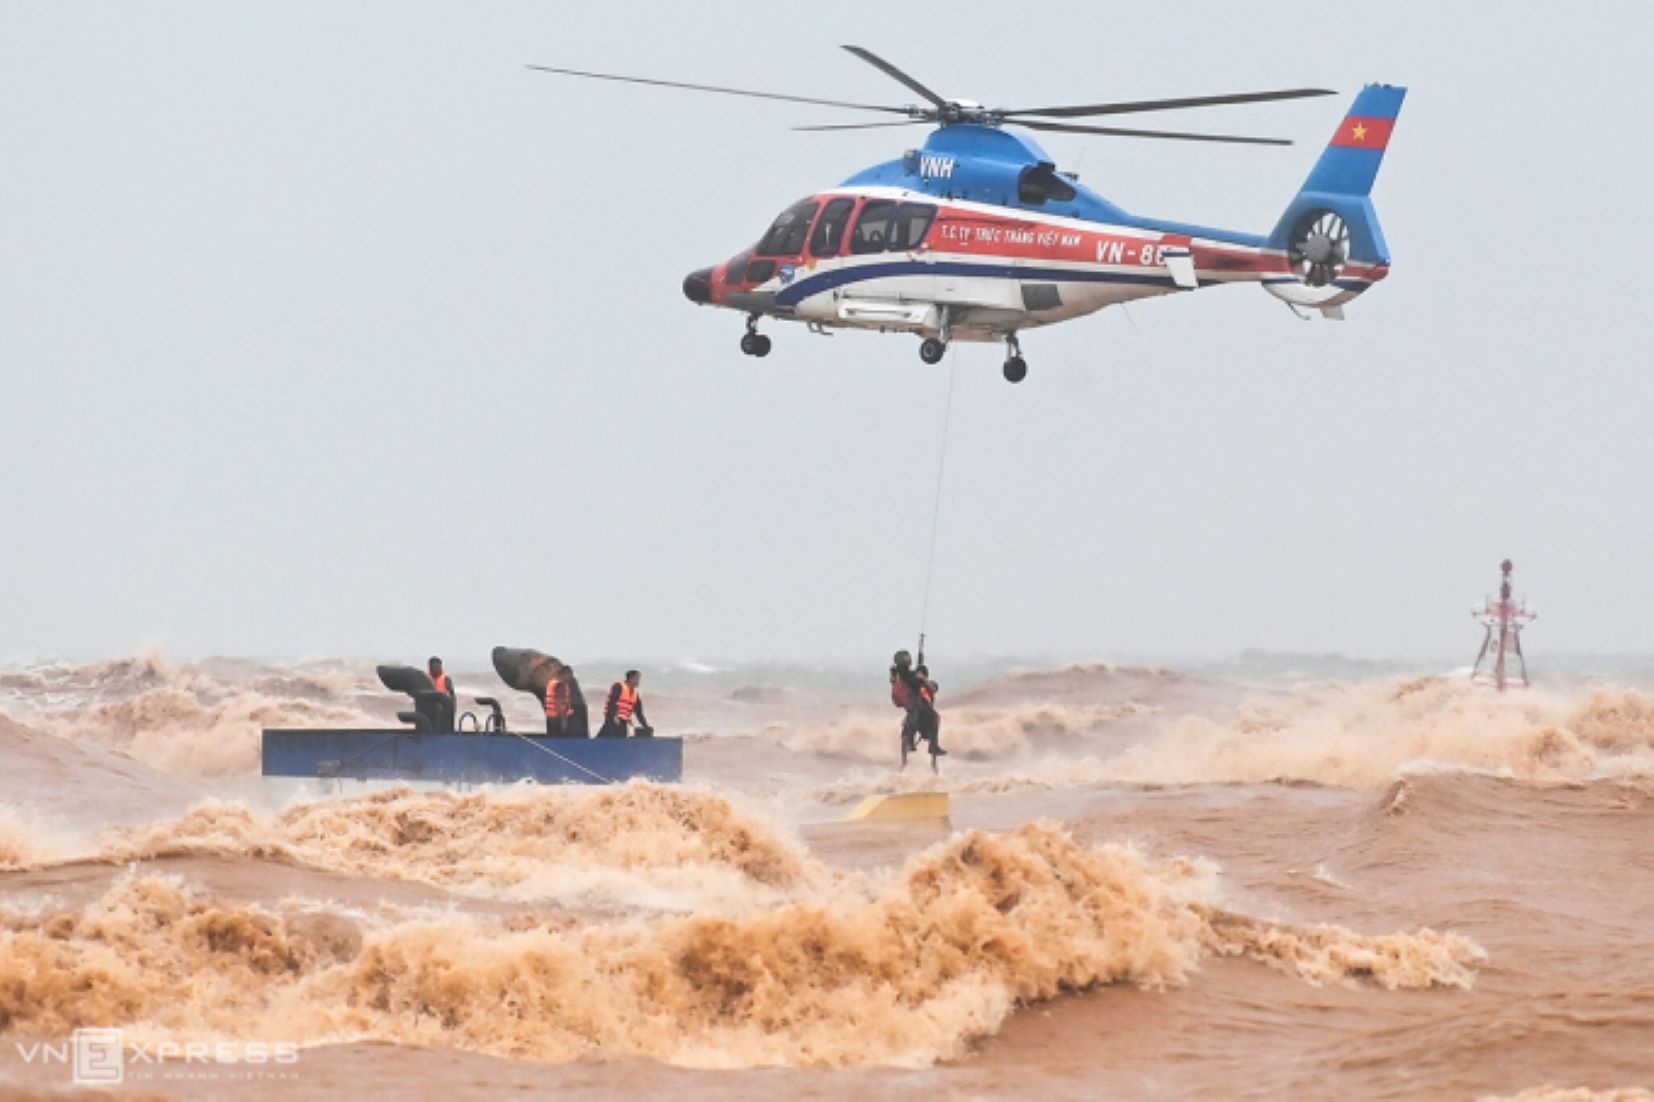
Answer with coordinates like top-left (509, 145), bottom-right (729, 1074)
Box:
top-left (682, 267), bottom-right (713, 304)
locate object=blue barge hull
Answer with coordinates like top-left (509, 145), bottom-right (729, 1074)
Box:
top-left (261, 729), bottom-right (682, 784)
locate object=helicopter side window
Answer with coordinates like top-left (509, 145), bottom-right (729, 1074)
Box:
top-left (809, 197), bottom-right (856, 258)
top-left (849, 199), bottom-right (896, 255)
top-left (1017, 163), bottom-right (1078, 205)
top-left (756, 200), bottom-right (820, 257)
top-left (888, 203), bottom-right (937, 251)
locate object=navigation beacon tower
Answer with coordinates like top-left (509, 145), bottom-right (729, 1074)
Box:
top-left (1471, 559), bottom-right (1536, 691)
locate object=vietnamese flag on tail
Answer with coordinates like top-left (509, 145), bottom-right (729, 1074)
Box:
top-left (1298, 84), bottom-right (1406, 197)
top-left (1331, 116), bottom-right (1396, 150)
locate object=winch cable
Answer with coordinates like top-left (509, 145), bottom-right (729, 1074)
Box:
top-left (321, 732), bottom-right (407, 778)
top-left (915, 346), bottom-right (958, 661)
top-left (321, 726), bottom-right (619, 785)
top-left (506, 728), bottom-right (619, 785)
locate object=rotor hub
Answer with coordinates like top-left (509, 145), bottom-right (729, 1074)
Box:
top-left (910, 101), bottom-right (1003, 127)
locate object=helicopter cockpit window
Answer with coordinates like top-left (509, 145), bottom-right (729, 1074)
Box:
top-left (756, 200), bottom-right (820, 257)
top-left (849, 199), bottom-right (896, 254)
top-left (809, 197), bottom-right (856, 257)
top-left (888, 203), bottom-right (937, 251)
top-left (1017, 163), bottom-right (1077, 205)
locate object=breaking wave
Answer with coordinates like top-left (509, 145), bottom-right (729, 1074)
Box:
top-left (41, 689), bottom-right (377, 776)
top-left (1, 648), bottom-right (366, 701)
top-left (19, 652), bottom-right (1643, 793)
top-left (795, 682), bottom-right (1654, 802)
top-left (779, 701), bottom-right (1156, 762)
top-left (0, 821), bottom-right (1482, 1068)
top-left (0, 809), bottom-right (54, 872)
top-left (1104, 679), bottom-right (1654, 789)
top-left (84, 784), bottom-right (820, 911)
top-left (5, 650), bottom-right (382, 776)
top-left (766, 677), bottom-right (1654, 795)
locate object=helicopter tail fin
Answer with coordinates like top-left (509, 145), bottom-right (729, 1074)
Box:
top-left (1268, 83), bottom-right (1406, 265)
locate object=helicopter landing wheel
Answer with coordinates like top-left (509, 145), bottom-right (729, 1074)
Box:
top-left (740, 332), bottom-right (772, 357)
top-left (919, 337), bottom-right (947, 365)
top-left (1002, 333), bottom-right (1026, 383)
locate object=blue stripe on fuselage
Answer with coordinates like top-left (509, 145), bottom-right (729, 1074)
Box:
top-left (774, 259), bottom-right (1182, 307)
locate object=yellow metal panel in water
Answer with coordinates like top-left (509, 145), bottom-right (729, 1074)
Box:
top-left (844, 792), bottom-right (950, 821)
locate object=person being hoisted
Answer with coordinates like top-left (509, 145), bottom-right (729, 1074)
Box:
top-left (598, 669), bottom-right (653, 738)
top-left (889, 649), bottom-right (945, 757)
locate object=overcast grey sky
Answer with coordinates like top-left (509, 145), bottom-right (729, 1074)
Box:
top-left (2, 1), bottom-right (1649, 665)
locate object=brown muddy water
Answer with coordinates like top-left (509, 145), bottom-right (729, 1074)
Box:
top-left (0, 652), bottom-right (1650, 1100)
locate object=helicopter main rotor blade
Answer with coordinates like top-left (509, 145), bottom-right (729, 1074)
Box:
top-left (1002, 87), bottom-right (1336, 119)
top-left (526, 65), bottom-right (909, 115)
top-left (1017, 119), bottom-right (1293, 146)
top-left (792, 120), bottom-right (928, 132)
top-left (840, 45), bottom-right (948, 110)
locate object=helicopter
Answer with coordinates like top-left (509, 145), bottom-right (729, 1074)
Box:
top-left (531, 48), bottom-right (1405, 383)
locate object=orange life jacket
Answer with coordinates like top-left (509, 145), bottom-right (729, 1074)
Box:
top-left (430, 672), bottom-right (451, 694)
top-left (614, 682), bottom-right (638, 721)
top-left (918, 681), bottom-right (935, 706)
top-left (544, 681), bottom-right (571, 718)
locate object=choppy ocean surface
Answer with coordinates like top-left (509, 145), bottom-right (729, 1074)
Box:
top-left (1, 650), bottom-right (1651, 1100)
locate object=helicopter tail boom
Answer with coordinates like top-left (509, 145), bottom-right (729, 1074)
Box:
top-left (1268, 83), bottom-right (1405, 266)
top-left (1261, 84), bottom-right (1404, 313)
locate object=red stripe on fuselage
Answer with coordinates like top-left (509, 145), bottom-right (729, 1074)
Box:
top-left (708, 191), bottom-right (1391, 303)
top-left (923, 205), bottom-right (1389, 283)
top-left (925, 206), bottom-right (1289, 275)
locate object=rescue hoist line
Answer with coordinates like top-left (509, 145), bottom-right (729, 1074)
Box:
top-left (506, 728), bottom-right (619, 785)
top-left (916, 346), bottom-right (958, 662)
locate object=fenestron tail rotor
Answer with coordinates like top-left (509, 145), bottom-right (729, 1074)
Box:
top-left (1289, 211), bottom-right (1352, 286)
top-left (528, 47), bottom-right (1336, 146)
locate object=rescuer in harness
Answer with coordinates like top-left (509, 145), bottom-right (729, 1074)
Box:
top-left (597, 669), bottom-right (652, 738)
top-left (890, 650), bottom-right (945, 756)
